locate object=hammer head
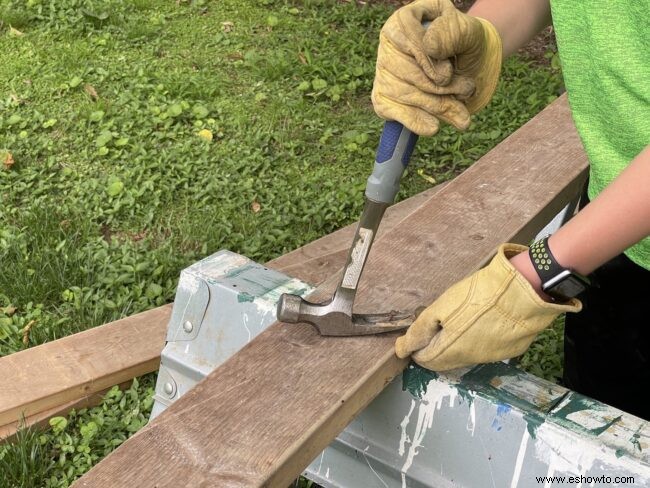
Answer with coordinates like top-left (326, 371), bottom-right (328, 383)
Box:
top-left (277, 292), bottom-right (415, 336)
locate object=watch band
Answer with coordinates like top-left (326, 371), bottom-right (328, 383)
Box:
top-left (529, 236), bottom-right (564, 284)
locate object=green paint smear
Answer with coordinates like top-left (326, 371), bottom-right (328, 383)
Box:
top-left (402, 362), bottom-right (557, 438)
top-left (590, 415), bottom-right (623, 436)
top-left (237, 292), bottom-right (255, 303)
top-left (630, 431), bottom-right (643, 453)
top-left (225, 264), bottom-right (257, 278)
top-left (287, 286), bottom-right (311, 297)
top-left (549, 392), bottom-right (634, 449)
top-left (401, 362), bottom-right (637, 443)
top-left (401, 363), bottom-right (438, 398)
top-left (462, 363), bottom-right (552, 438)
top-left (523, 412), bottom-right (546, 439)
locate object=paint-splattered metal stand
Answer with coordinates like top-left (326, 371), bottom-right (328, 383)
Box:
top-left (308, 363), bottom-right (649, 487)
top-left (152, 251), bottom-right (649, 487)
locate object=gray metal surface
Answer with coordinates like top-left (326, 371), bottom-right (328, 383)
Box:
top-left (150, 250), bottom-right (312, 419)
top-left (534, 198), bottom-right (581, 241)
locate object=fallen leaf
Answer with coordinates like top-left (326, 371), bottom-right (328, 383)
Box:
top-left (417, 168), bottom-right (437, 185)
top-left (131, 230), bottom-right (147, 242)
top-left (1, 306), bottom-right (16, 316)
top-left (221, 21), bottom-right (234, 32)
top-left (84, 84), bottom-right (98, 99)
top-left (9, 27), bottom-right (24, 37)
top-left (227, 52), bottom-right (243, 61)
top-left (251, 201), bottom-right (261, 213)
top-left (2, 151), bottom-right (14, 169)
top-left (198, 129), bottom-right (213, 142)
top-left (298, 52), bottom-right (307, 65)
top-left (22, 319), bottom-right (36, 346)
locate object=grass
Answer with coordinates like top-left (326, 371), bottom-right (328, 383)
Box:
top-left (1, 0), bottom-right (563, 485)
top-left (0, 376), bottom-right (155, 488)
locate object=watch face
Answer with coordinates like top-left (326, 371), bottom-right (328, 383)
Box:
top-left (547, 274), bottom-right (588, 300)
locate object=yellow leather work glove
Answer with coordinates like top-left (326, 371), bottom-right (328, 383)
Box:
top-left (372, 0), bottom-right (503, 136)
top-left (395, 244), bottom-right (582, 371)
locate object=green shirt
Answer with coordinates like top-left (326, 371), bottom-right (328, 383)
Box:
top-left (550, 0), bottom-right (650, 270)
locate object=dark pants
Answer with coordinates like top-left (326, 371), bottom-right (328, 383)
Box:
top-left (563, 241), bottom-right (650, 420)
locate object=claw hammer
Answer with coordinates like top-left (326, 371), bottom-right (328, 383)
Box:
top-left (277, 121), bottom-right (419, 336)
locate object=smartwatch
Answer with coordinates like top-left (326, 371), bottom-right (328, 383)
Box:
top-left (529, 236), bottom-right (590, 301)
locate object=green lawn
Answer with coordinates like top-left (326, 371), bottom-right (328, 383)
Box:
top-left (0, 0), bottom-right (563, 485)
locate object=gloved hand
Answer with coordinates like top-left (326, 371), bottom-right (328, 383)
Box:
top-left (395, 244), bottom-right (582, 371)
top-left (372, 0), bottom-right (502, 136)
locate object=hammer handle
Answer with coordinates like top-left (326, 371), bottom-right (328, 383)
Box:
top-left (365, 121), bottom-right (419, 204)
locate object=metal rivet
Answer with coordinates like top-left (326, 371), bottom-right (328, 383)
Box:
top-left (183, 320), bottom-right (193, 333)
top-left (163, 382), bottom-right (174, 396)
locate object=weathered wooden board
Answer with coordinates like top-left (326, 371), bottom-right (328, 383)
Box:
top-left (0, 305), bottom-right (172, 431)
top-left (0, 184), bottom-right (440, 439)
top-left (76, 95), bottom-right (589, 487)
top-left (0, 381), bottom-right (132, 441)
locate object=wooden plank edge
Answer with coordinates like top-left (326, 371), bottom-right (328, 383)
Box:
top-left (0, 357), bottom-right (161, 435)
top-left (0, 381), bottom-right (133, 442)
top-left (0, 305), bottom-right (171, 428)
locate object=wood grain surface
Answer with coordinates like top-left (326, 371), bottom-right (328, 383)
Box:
top-left (76, 96), bottom-right (589, 487)
top-left (0, 305), bottom-right (171, 433)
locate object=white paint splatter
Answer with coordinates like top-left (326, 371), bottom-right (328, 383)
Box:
top-left (191, 252), bottom-right (249, 279)
top-left (467, 400), bottom-right (476, 436)
top-left (531, 420), bottom-right (650, 483)
top-left (398, 380), bottom-right (458, 488)
top-left (362, 448), bottom-right (389, 488)
top-left (510, 429), bottom-right (529, 488)
top-left (242, 312), bottom-right (251, 342)
top-left (543, 453), bottom-right (556, 488)
top-left (398, 400), bottom-right (415, 456)
top-left (177, 272), bottom-right (201, 294)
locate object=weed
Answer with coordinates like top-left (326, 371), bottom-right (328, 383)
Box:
top-left (0, 421), bottom-right (50, 488)
top-left (0, 376), bottom-right (154, 488)
top-left (518, 316), bottom-right (566, 383)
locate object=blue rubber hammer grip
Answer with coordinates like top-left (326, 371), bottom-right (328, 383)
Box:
top-left (365, 121), bottom-right (419, 204)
